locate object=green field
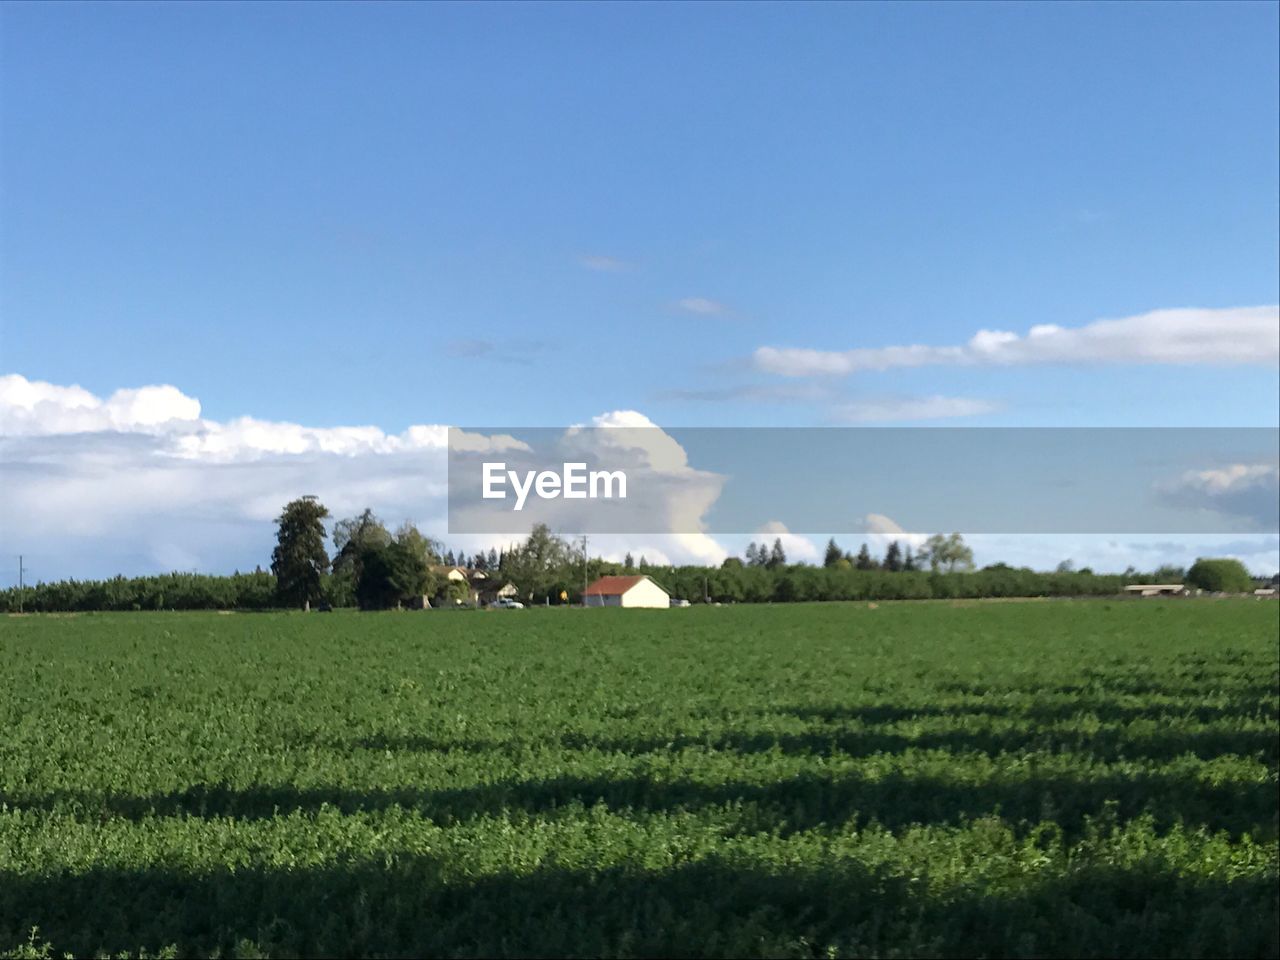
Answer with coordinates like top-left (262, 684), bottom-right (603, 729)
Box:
top-left (1, 601), bottom-right (1277, 958)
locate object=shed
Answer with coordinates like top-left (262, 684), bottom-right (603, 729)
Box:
top-left (1123, 583), bottom-right (1185, 597)
top-left (583, 575), bottom-right (670, 608)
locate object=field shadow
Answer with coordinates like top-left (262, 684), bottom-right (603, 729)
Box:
top-left (5, 765), bottom-right (1273, 838)
top-left (1, 855), bottom-right (1273, 958)
top-left (353, 696), bottom-right (1279, 764)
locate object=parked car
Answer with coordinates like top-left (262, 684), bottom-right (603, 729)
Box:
top-left (493, 597), bottom-right (525, 609)
top-left (669, 598), bottom-right (691, 607)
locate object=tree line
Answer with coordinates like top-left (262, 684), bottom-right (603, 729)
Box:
top-left (1, 496), bottom-right (1264, 613)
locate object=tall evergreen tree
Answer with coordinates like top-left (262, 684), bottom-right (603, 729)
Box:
top-left (271, 496), bottom-right (330, 609)
top-left (903, 546), bottom-right (917, 571)
top-left (823, 538), bottom-right (842, 568)
top-left (854, 543), bottom-right (876, 570)
top-left (624, 552), bottom-right (635, 570)
top-left (883, 540), bottom-right (903, 572)
top-left (768, 538), bottom-right (787, 569)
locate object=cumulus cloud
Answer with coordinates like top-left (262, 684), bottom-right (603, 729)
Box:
top-left (0, 375), bottom-right (731, 579)
top-left (0, 374), bottom-right (202, 436)
top-left (754, 306), bottom-right (1279, 377)
top-left (450, 410), bottom-right (728, 550)
top-left (1157, 462), bottom-right (1280, 530)
top-left (856, 513), bottom-right (928, 551)
top-left (832, 395), bottom-right (999, 423)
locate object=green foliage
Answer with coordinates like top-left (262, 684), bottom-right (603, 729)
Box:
top-left (0, 564), bottom-right (1175, 613)
top-left (920, 532), bottom-right (975, 573)
top-left (0, 601), bottom-right (1275, 958)
top-left (330, 509), bottom-right (393, 599)
top-left (0, 571), bottom-right (277, 613)
top-left (1186, 558), bottom-right (1254, 594)
top-left (823, 538), bottom-right (842, 568)
top-left (502, 523), bottom-right (571, 602)
top-left (270, 496), bottom-right (331, 609)
top-left (355, 541), bottom-right (430, 610)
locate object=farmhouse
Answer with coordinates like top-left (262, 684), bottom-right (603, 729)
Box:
top-left (430, 565), bottom-right (502, 605)
top-left (583, 575), bottom-right (670, 608)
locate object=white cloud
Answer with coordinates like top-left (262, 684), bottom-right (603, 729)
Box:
top-left (0, 376), bottom-right (731, 579)
top-left (676, 297), bottom-right (727, 316)
top-left (755, 520), bottom-right (820, 563)
top-left (0, 374), bottom-right (202, 435)
top-left (832, 395), bottom-right (999, 423)
top-left (1157, 462), bottom-right (1280, 530)
top-left (754, 306), bottom-right (1280, 376)
top-left (856, 513), bottom-right (928, 551)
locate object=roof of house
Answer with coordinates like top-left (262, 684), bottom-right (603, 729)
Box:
top-left (584, 574), bottom-right (666, 596)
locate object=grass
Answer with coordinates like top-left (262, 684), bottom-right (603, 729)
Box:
top-left (0, 600), bottom-right (1276, 958)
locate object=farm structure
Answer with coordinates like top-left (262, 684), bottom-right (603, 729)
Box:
top-left (583, 574), bottom-right (670, 608)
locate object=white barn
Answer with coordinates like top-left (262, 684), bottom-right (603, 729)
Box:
top-left (583, 575), bottom-right (670, 608)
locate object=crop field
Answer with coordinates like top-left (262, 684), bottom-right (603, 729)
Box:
top-left (1, 600), bottom-right (1277, 959)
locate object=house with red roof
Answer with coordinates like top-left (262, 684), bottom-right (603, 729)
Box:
top-left (583, 574), bottom-right (670, 608)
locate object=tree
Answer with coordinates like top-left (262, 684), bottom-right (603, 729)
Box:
top-left (444, 549), bottom-right (456, 567)
top-left (744, 542), bottom-right (760, 566)
top-left (823, 538), bottom-right (843, 568)
top-left (767, 538), bottom-right (786, 569)
top-left (920, 532), bottom-right (974, 573)
top-left (331, 509), bottom-right (392, 589)
top-left (854, 544), bottom-right (876, 570)
top-left (1153, 564), bottom-right (1186, 582)
top-left (1186, 557), bottom-right (1252, 593)
top-left (394, 522), bottom-right (441, 591)
top-left (505, 523), bottom-right (571, 601)
top-left (903, 546), bottom-right (918, 572)
top-left (356, 540), bottom-right (430, 610)
top-left (883, 540), bottom-right (903, 572)
top-left (1056, 559), bottom-right (1075, 574)
top-left (271, 496), bottom-right (330, 609)
top-left (943, 533), bottom-right (975, 572)
top-left (487, 548), bottom-right (499, 571)
top-left (624, 552), bottom-right (635, 570)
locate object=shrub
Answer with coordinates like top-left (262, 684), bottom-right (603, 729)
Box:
top-left (1186, 558), bottom-right (1254, 594)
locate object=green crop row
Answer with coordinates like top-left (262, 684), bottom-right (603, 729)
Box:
top-left (1, 600), bottom-right (1276, 957)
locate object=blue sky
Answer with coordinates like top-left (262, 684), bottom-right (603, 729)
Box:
top-left (1, 2), bottom-right (1278, 579)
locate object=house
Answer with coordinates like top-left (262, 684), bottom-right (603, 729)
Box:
top-left (429, 565), bottom-right (494, 605)
top-left (480, 581), bottom-right (519, 605)
top-left (583, 574), bottom-right (670, 608)
top-left (1123, 584), bottom-right (1186, 597)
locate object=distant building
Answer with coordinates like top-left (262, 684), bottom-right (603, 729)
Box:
top-left (1123, 584), bottom-right (1186, 597)
top-left (480, 581), bottom-right (519, 605)
top-left (429, 565), bottom-right (493, 605)
top-left (583, 574), bottom-right (670, 608)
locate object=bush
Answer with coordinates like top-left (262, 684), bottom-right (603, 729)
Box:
top-left (1186, 558), bottom-right (1254, 594)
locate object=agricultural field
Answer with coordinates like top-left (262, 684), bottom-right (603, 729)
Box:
top-left (0, 600), bottom-right (1277, 959)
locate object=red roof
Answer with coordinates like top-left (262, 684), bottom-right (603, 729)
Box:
top-left (584, 575), bottom-right (651, 596)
